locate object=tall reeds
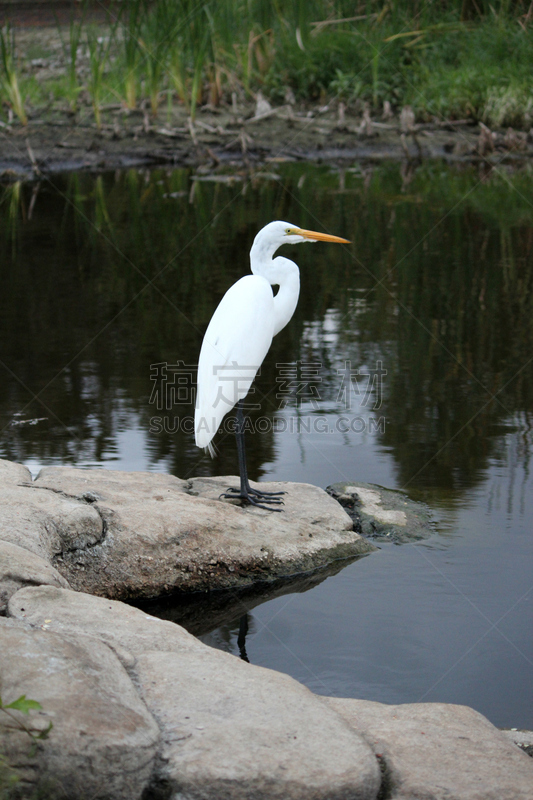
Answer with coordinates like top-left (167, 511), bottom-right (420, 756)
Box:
top-left (57, 12), bottom-right (86, 113)
top-left (1, 1), bottom-right (532, 129)
top-left (0, 25), bottom-right (27, 125)
top-left (86, 12), bottom-right (120, 129)
top-left (121, 0), bottom-right (143, 110)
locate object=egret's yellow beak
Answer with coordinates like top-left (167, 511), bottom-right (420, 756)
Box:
top-left (291, 228), bottom-right (351, 244)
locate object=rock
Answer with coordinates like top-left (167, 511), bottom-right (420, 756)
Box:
top-left (3, 460), bottom-right (530, 800)
top-left (0, 458), bottom-right (103, 561)
top-left (0, 458), bottom-right (32, 485)
top-left (8, 584), bottom-right (206, 658)
top-left (8, 586), bottom-right (380, 799)
top-left (135, 649), bottom-right (380, 800)
top-left (327, 697), bottom-right (533, 800)
top-left (5, 588), bottom-right (532, 800)
top-left (0, 616), bottom-right (160, 800)
top-left (0, 539), bottom-right (70, 613)
top-left (501, 728), bottom-right (533, 758)
top-left (31, 467), bottom-right (374, 599)
top-left (327, 481), bottom-right (434, 543)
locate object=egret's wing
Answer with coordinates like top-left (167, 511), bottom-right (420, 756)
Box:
top-left (195, 276), bottom-right (275, 450)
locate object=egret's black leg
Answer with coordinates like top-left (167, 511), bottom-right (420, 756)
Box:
top-left (219, 401), bottom-right (285, 511)
top-left (237, 614), bottom-right (250, 663)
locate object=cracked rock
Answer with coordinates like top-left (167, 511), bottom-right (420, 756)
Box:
top-left (7, 586), bottom-right (380, 800)
top-left (0, 616), bottom-right (160, 800)
top-left (30, 467), bottom-right (375, 599)
top-left (0, 460), bottom-right (104, 558)
top-left (327, 697), bottom-right (533, 799)
top-left (0, 539), bottom-right (69, 613)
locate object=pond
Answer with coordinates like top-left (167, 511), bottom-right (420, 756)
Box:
top-left (1, 160), bottom-right (532, 729)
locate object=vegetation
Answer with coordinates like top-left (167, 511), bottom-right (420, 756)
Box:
top-left (0, 25), bottom-right (28, 125)
top-left (0, 694), bottom-right (52, 798)
top-left (0, 1), bottom-right (533, 130)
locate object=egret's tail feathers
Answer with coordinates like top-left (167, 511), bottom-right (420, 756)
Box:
top-left (195, 417), bottom-right (217, 458)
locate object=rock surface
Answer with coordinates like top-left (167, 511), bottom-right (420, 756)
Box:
top-left (0, 616), bottom-right (160, 800)
top-left (0, 460), bottom-right (103, 561)
top-left (327, 481), bottom-right (435, 543)
top-left (502, 728), bottom-right (533, 757)
top-left (30, 466), bottom-right (375, 598)
top-left (327, 697), bottom-right (533, 800)
top-left (136, 650), bottom-right (379, 800)
top-left (8, 584), bottom-right (207, 658)
top-left (0, 539), bottom-right (69, 613)
top-left (2, 460), bottom-right (532, 800)
top-left (6, 585), bottom-right (380, 800)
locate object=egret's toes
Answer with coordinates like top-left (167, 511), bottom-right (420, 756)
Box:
top-left (218, 490), bottom-right (283, 511)
top-left (249, 487), bottom-right (286, 498)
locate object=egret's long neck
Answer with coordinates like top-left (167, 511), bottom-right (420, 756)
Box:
top-left (250, 243), bottom-right (300, 337)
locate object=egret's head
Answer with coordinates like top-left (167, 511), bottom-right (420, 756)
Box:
top-left (255, 220), bottom-right (351, 248)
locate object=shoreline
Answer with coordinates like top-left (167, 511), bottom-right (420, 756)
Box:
top-left (1, 106), bottom-right (532, 180)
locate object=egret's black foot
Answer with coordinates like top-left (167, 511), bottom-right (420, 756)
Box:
top-left (249, 486), bottom-right (286, 498)
top-left (219, 489), bottom-right (284, 512)
top-left (224, 486), bottom-right (286, 499)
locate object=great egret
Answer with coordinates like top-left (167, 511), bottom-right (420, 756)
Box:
top-left (195, 220), bottom-right (350, 510)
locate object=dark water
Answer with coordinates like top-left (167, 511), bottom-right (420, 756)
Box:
top-left (1, 161), bottom-right (532, 728)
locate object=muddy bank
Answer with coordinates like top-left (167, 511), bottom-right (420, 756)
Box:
top-left (1, 13), bottom-right (532, 178)
top-left (2, 102), bottom-right (533, 180)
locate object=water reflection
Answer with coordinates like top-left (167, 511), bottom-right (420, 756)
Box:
top-left (1, 161), bottom-right (532, 507)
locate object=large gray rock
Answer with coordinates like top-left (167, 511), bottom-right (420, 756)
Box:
top-left (0, 616), bottom-right (160, 800)
top-left (0, 539), bottom-right (70, 613)
top-left (0, 459), bottom-right (103, 561)
top-left (327, 697), bottom-right (533, 799)
top-left (8, 584), bottom-right (206, 658)
top-left (6, 586), bottom-right (533, 800)
top-left (8, 586), bottom-right (381, 800)
top-left (135, 649), bottom-right (380, 800)
top-left (31, 467), bottom-right (374, 598)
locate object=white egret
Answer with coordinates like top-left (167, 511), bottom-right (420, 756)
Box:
top-left (194, 220), bottom-right (350, 510)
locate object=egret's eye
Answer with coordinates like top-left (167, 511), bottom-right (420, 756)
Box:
top-left (285, 228), bottom-right (292, 234)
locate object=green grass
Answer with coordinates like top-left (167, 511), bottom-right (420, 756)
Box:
top-left (0, 24), bottom-right (28, 124)
top-left (1, 1), bottom-right (532, 128)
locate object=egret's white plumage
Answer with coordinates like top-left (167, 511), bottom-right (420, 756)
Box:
top-left (194, 220), bottom-right (350, 467)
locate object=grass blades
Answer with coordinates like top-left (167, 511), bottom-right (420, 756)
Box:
top-left (0, 25), bottom-right (27, 125)
top-left (121, 0), bottom-right (143, 110)
top-left (4, 1), bottom-right (533, 129)
top-left (86, 27), bottom-right (109, 130)
top-left (56, 10), bottom-right (86, 113)
top-left (86, 11), bottom-right (120, 130)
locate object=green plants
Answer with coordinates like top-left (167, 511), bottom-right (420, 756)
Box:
top-left (0, 694), bottom-right (53, 799)
top-left (0, 24), bottom-right (27, 125)
top-left (56, 11), bottom-right (86, 113)
top-left (120, 0), bottom-right (143, 110)
top-left (0, 694), bottom-right (52, 754)
top-left (86, 24), bottom-right (117, 129)
top-left (138, 0), bottom-right (181, 117)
